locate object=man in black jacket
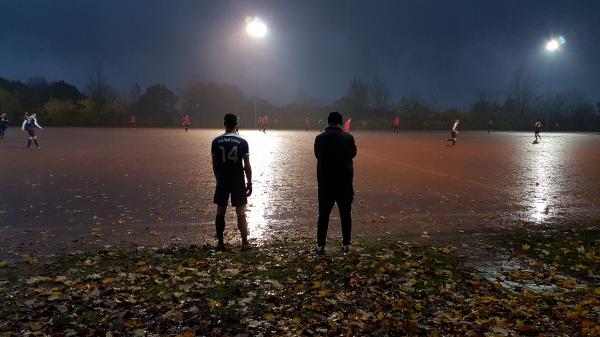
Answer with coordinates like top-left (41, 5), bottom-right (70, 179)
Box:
top-left (314, 112), bottom-right (357, 254)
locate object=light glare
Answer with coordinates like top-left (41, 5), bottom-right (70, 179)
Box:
top-left (546, 39), bottom-right (560, 52)
top-left (246, 17), bottom-right (267, 38)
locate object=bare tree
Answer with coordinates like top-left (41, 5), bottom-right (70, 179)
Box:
top-left (369, 76), bottom-right (392, 115)
top-left (336, 78), bottom-right (371, 116)
top-left (85, 64), bottom-right (117, 107)
top-left (129, 82), bottom-right (141, 104)
top-left (507, 67), bottom-right (539, 116)
top-left (397, 92), bottom-right (424, 116)
top-left (472, 89), bottom-right (499, 116)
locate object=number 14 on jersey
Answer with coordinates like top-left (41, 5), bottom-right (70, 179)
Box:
top-left (219, 145), bottom-right (239, 163)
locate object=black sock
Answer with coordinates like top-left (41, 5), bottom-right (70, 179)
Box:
top-left (215, 214), bottom-right (225, 244)
top-left (27, 140), bottom-right (32, 148)
top-left (237, 215), bottom-right (248, 244)
top-left (33, 139), bottom-right (39, 147)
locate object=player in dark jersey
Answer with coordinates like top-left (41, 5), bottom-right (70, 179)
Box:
top-left (21, 113), bottom-right (43, 149)
top-left (211, 114), bottom-right (253, 251)
top-left (533, 120), bottom-right (543, 143)
top-left (0, 113), bottom-right (8, 140)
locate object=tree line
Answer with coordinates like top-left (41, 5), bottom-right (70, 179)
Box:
top-left (1, 66), bottom-right (598, 131)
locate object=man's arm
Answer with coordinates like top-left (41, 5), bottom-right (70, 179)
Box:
top-left (21, 119), bottom-right (27, 130)
top-left (211, 153), bottom-right (219, 180)
top-left (314, 136), bottom-right (320, 160)
top-left (211, 141), bottom-right (219, 179)
top-left (349, 136), bottom-right (357, 159)
top-left (243, 155), bottom-right (252, 197)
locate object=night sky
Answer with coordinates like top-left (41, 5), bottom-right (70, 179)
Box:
top-left (1, 0), bottom-right (599, 107)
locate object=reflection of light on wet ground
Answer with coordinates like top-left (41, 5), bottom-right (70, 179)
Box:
top-left (517, 135), bottom-right (565, 223)
top-left (531, 200), bottom-right (548, 222)
top-left (242, 131), bottom-right (280, 240)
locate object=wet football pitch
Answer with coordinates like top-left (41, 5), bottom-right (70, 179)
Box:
top-left (1, 128), bottom-right (598, 258)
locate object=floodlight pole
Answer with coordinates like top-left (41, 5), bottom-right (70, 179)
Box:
top-left (546, 80), bottom-right (551, 132)
top-left (544, 37), bottom-right (564, 131)
top-left (254, 62), bottom-right (258, 129)
top-left (246, 17), bottom-right (266, 129)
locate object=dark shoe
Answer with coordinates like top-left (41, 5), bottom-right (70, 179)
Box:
top-left (216, 243), bottom-right (226, 251)
top-left (342, 245), bottom-right (350, 253)
top-left (314, 245), bottom-right (325, 255)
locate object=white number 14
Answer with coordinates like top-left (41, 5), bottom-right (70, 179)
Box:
top-left (219, 145), bottom-right (238, 163)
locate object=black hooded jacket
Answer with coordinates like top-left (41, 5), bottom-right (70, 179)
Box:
top-left (314, 125), bottom-right (357, 191)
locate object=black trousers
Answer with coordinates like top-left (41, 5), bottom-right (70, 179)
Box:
top-left (317, 188), bottom-right (353, 246)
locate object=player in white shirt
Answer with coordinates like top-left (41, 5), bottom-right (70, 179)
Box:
top-left (446, 119), bottom-right (459, 146)
top-left (21, 113), bottom-right (43, 150)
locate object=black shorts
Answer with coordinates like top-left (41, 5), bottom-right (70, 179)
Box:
top-left (450, 131), bottom-right (457, 138)
top-left (26, 128), bottom-right (36, 137)
top-left (535, 129), bottom-right (541, 134)
top-left (214, 179), bottom-right (247, 207)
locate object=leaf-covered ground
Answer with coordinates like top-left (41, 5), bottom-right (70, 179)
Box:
top-left (1, 228), bottom-right (599, 337)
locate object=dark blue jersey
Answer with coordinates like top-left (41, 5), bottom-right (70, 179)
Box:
top-left (22, 116), bottom-right (41, 130)
top-left (211, 133), bottom-right (249, 181)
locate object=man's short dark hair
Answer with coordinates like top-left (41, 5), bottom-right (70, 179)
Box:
top-left (224, 114), bottom-right (237, 128)
top-left (327, 112), bottom-right (343, 125)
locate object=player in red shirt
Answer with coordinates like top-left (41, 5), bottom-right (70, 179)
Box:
top-left (343, 118), bottom-right (352, 133)
top-left (130, 115), bottom-right (137, 127)
top-left (182, 115), bottom-right (191, 132)
top-left (393, 115), bottom-right (400, 134)
top-left (304, 116), bottom-right (311, 131)
top-left (260, 115), bottom-right (269, 133)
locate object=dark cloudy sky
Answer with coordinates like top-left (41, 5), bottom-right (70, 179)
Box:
top-left (1, 0), bottom-right (599, 106)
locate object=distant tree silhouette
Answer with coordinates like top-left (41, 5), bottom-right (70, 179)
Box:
top-left (129, 82), bottom-right (141, 104)
top-left (506, 67), bottom-right (539, 117)
top-left (27, 77), bottom-right (51, 106)
top-left (134, 84), bottom-right (178, 126)
top-left (181, 82), bottom-right (254, 127)
top-left (85, 65), bottom-right (117, 107)
top-left (369, 76), bottom-right (392, 116)
top-left (48, 81), bottom-right (85, 101)
top-left (0, 73), bottom-right (597, 130)
top-left (336, 78), bottom-right (371, 116)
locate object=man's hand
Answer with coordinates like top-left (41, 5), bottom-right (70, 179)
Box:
top-left (246, 182), bottom-right (253, 197)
